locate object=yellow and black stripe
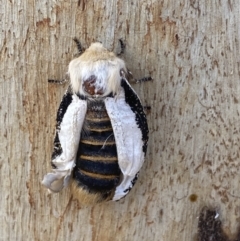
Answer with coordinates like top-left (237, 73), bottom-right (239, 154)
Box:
top-left (73, 100), bottom-right (121, 199)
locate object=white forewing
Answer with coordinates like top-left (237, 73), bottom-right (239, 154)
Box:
top-left (42, 95), bottom-right (87, 192)
top-left (105, 88), bottom-right (145, 200)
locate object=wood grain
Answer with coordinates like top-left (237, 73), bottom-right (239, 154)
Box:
top-left (1, 0), bottom-right (240, 240)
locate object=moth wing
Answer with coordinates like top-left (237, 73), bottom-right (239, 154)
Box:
top-left (105, 79), bottom-right (148, 201)
top-left (42, 87), bottom-right (87, 192)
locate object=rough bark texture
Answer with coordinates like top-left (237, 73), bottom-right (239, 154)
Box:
top-left (1, 0), bottom-right (240, 240)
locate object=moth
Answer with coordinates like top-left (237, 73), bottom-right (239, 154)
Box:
top-left (42, 39), bottom-right (149, 205)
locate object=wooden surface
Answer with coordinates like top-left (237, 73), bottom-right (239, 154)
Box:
top-left (1, 0), bottom-right (240, 240)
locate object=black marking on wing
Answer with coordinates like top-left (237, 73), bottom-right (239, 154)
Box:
top-left (121, 78), bottom-right (149, 154)
top-left (51, 87), bottom-right (73, 163)
top-left (123, 173), bottom-right (139, 194)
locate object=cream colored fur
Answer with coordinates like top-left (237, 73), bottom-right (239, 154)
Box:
top-left (71, 179), bottom-right (114, 205)
top-left (68, 43), bottom-right (127, 97)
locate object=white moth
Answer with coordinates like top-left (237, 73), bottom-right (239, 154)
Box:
top-left (42, 41), bottom-right (149, 205)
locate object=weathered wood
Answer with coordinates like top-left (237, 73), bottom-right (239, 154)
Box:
top-left (1, 0), bottom-right (240, 240)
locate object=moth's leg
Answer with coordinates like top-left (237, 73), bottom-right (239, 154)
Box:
top-left (48, 73), bottom-right (69, 84)
top-left (117, 39), bottom-right (126, 56)
top-left (73, 37), bottom-right (84, 55)
top-left (120, 69), bottom-right (153, 84)
top-left (144, 106), bottom-right (151, 111)
top-left (143, 106), bottom-right (151, 115)
top-left (48, 79), bottom-right (67, 84)
top-left (135, 76), bottom-right (153, 83)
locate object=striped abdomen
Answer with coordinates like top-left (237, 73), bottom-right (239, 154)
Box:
top-left (73, 100), bottom-right (121, 200)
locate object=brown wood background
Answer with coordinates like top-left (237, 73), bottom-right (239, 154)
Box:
top-left (1, 0), bottom-right (240, 240)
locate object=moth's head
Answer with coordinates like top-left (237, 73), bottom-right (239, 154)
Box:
top-left (68, 42), bottom-right (126, 98)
